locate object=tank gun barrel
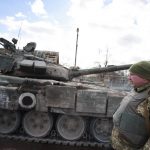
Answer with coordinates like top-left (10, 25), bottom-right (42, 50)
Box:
top-left (69, 64), bottom-right (132, 79)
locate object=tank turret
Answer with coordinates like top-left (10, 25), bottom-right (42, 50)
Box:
top-left (0, 37), bottom-right (131, 81)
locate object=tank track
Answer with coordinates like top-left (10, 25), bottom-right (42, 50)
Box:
top-left (0, 129), bottom-right (112, 149)
top-left (0, 109), bottom-right (113, 149)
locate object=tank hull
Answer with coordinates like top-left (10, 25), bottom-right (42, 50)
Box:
top-left (0, 75), bottom-right (127, 146)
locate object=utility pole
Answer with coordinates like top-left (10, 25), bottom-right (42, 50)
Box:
top-left (74, 28), bottom-right (79, 67)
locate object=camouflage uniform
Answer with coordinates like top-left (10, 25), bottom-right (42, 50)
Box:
top-left (143, 138), bottom-right (150, 150)
top-left (111, 86), bottom-right (150, 150)
top-left (111, 127), bottom-right (142, 150)
top-left (143, 97), bottom-right (150, 150)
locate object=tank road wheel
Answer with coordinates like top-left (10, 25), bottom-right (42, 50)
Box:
top-left (56, 115), bottom-right (86, 141)
top-left (23, 111), bottom-right (53, 138)
top-left (90, 118), bottom-right (113, 143)
top-left (0, 109), bottom-right (20, 134)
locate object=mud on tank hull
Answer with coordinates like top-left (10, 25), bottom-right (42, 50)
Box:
top-left (0, 75), bottom-right (127, 147)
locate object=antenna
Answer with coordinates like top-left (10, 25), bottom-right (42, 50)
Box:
top-left (74, 28), bottom-right (79, 67)
top-left (17, 22), bottom-right (23, 49)
top-left (104, 48), bottom-right (109, 67)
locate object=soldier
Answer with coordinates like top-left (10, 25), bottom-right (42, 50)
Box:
top-left (111, 61), bottom-right (150, 150)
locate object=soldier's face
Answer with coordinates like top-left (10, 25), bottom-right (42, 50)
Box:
top-left (128, 74), bottom-right (149, 87)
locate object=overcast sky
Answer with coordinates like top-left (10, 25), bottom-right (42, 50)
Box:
top-left (1, 0), bottom-right (150, 68)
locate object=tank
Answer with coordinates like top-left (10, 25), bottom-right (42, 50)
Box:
top-left (0, 37), bottom-right (131, 148)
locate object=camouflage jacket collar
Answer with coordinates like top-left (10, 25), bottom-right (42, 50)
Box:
top-left (135, 83), bottom-right (150, 93)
